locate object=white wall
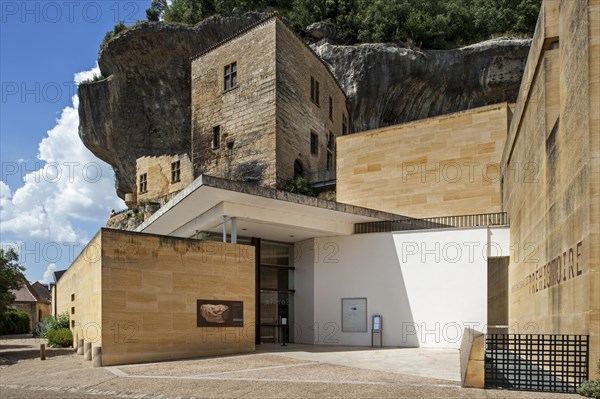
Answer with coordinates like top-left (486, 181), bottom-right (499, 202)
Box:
top-left (294, 227), bottom-right (509, 348)
top-left (294, 239), bottom-right (315, 344)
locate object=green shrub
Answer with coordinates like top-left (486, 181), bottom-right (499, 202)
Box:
top-left (80, 74), bottom-right (107, 84)
top-left (36, 312), bottom-right (70, 339)
top-left (284, 176), bottom-right (315, 196)
top-left (47, 328), bottom-right (73, 348)
top-left (578, 361), bottom-right (600, 398)
top-left (0, 310), bottom-right (30, 334)
top-left (100, 21), bottom-right (128, 52)
top-left (578, 380), bottom-right (600, 399)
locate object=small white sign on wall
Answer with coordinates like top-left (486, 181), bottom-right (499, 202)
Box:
top-left (341, 297), bottom-right (367, 332)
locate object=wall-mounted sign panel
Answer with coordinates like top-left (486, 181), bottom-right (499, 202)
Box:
top-left (197, 300), bottom-right (243, 327)
top-left (341, 297), bottom-right (367, 332)
top-left (372, 314), bottom-right (382, 333)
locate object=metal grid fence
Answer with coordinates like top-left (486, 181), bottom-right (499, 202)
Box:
top-left (485, 334), bottom-right (590, 393)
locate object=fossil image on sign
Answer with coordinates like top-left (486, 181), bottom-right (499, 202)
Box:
top-left (197, 300), bottom-right (243, 327)
top-left (200, 304), bottom-right (230, 323)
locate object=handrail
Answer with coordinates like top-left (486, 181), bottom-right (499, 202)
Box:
top-left (355, 212), bottom-right (508, 234)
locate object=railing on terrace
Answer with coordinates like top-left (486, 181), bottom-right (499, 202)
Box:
top-left (355, 212), bottom-right (509, 234)
top-left (109, 208), bottom-right (129, 217)
top-left (306, 169), bottom-right (336, 187)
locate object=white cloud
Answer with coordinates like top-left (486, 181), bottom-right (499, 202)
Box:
top-left (74, 65), bottom-right (100, 84)
top-left (0, 65), bottom-right (125, 246)
top-left (0, 181), bottom-right (11, 200)
top-left (41, 263), bottom-right (57, 284)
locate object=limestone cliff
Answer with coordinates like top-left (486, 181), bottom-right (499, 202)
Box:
top-left (314, 39), bottom-right (530, 132)
top-left (78, 14), bottom-right (530, 199)
top-left (78, 14), bottom-right (267, 198)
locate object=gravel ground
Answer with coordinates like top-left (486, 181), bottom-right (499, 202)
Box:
top-left (0, 337), bottom-right (575, 399)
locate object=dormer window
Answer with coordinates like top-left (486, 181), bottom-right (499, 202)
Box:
top-left (224, 62), bottom-right (237, 91)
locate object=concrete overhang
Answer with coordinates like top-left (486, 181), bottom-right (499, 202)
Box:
top-left (136, 175), bottom-right (406, 243)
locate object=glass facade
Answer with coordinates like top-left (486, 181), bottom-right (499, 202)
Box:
top-left (200, 233), bottom-right (294, 344)
top-left (259, 241), bottom-right (294, 343)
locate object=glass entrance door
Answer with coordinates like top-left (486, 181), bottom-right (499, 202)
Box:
top-left (259, 241), bottom-right (294, 343)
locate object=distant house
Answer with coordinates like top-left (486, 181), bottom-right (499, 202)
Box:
top-left (10, 277), bottom-right (52, 331)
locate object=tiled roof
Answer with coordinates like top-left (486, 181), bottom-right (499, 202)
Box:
top-left (12, 281), bottom-right (39, 303)
top-left (32, 282), bottom-right (52, 303)
top-left (53, 270), bottom-right (66, 282)
top-left (11, 276), bottom-right (51, 304)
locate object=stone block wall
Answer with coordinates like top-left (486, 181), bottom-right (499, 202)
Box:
top-left (336, 103), bottom-right (509, 218)
top-left (56, 229), bottom-right (256, 366)
top-left (191, 20), bottom-right (277, 186)
top-left (135, 153), bottom-right (193, 203)
top-left (56, 232), bottom-right (103, 349)
top-left (501, 0), bottom-right (599, 373)
top-left (275, 19), bottom-right (349, 186)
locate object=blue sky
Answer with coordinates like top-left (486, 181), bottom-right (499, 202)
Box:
top-left (1, 1), bottom-right (151, 283)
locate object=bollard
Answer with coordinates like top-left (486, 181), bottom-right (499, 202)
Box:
top-left (92, 346), bottom-right (102, 367)
top-left (77, 338), bottom-right (84, 355)
top-left (40, 344), bottom-right (46, 360)
top-left (84, 341), bottom-right (92, 361)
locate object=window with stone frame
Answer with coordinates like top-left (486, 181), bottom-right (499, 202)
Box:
top-left (213, 126), bottom-right (221, 149)
top-left (327, 132), bottom-right (334, 170)
top-left (171, 160), bottom-right (181, 183)
top-left (224, 62), bottom-right (237, 91)
top-left (310, 131), bottom-right (318, 155)
top-left (139, 173), bottom-right (148, 193)
top-left (310, 77), bottom-right (320, 105)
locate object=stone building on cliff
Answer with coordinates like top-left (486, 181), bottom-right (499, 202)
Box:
top-left (130, 17), bottom-right (349, 206)
top-left (57, 2), bottom-right (598, 393)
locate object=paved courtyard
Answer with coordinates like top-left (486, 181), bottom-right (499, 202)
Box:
top-left (1, 336), bottom-right (574, 399)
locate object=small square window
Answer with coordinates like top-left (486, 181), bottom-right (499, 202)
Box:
top-left (71, 320), bottom-right (75, 328)
top-left (71, 307), bottom-right (75, 315)
top-left (139, 173), bottom-right (148, 194)
top-left (71, 293), bottom-right (75, 301)
top-left (171, 161), bottom-right (181, 183)
top-left (224, 62), bottom-right (237, 91)
top-left (310, 77), bottom-right (320, 106)
top-left (310, 132), bottom-right (318, 155)
top-left (213, 126), bottom-right (221, 149)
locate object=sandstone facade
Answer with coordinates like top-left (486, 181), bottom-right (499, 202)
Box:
top-left (191, 18), bottom-right (348, 188)
top-left (500, 0), bottom-right (599, 372)
top-left (336, 103), bottom-right (509, 218)
top-left (135, 154), bottom-right (193, 203)
top-left (56, 229), bottom-right (256, 366)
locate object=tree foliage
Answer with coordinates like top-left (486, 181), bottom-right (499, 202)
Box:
top-left (145, 0), bottom-right (541, 49)
top-left (0, 310), bottom-right (30, 335)
top-left (0, 248), bottom-right (25, 314)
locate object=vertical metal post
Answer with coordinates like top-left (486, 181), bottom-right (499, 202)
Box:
top-left (231, 217), bottom-right (237, 244)
top-left (222, 215), bottom-right (227, 243)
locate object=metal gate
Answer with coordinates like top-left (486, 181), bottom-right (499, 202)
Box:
top-left (485, 334), bottom-right (589, 393)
